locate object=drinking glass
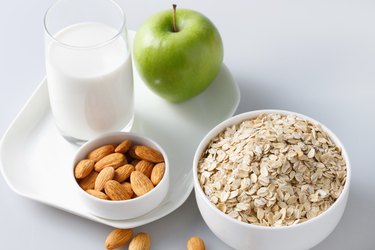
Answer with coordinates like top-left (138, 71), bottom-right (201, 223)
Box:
top-left (44, 0), bottom-right (134, 145)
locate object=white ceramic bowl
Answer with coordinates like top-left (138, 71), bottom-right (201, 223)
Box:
top-left (72, 132), bottom-right (169, 220)
top-left (193, 110), bottom-right (351, 250)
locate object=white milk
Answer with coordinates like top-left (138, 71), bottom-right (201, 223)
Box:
top-left (46, 22), bottom-right (133, 141)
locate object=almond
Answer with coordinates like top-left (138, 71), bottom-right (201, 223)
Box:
top-left (95, 167), bottom-right (115, 191)
top-left (95, 153), bottom-right (127, 172)
top-left (105, 228), bottom-right (133, 250)
top-left (130, 171), bottom-right (154, 197)
top-left (114, 164), bottom-right (134, 183)
top-left (135, 160), bottom-right (154, 178)
top-left (128, 232), bottom-right (151, 250)
top-left (134, 145), bottom-right (164, 163)
top-left (74, 159), bottom-right (95, 179)
top-left (150, 162), bottom-right (165, 186)
top-left (115, 139), bottom-right (132, 154)
top-left (104, 180), bottom-right (131, 200)
top-left (87, 144), bottom-right (114, 162)
top-left (187, 236), bottom-right (206, 250)
top-left (131, 159), bottom-right (140, 166)
top-left (86, 189), bottom-right (109, 200)
top-left (128, 145), bottom-right (141, 160)
top-left (78, 171), bottom-right (98, 190)
top-left (121, 182), bottom-right (134, 198)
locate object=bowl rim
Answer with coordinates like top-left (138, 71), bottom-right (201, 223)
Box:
top-left (193, 109), bottom-right (351, 231)
top-left (72, 131), bottom-right (170, 204)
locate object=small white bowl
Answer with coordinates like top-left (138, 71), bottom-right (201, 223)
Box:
top-left (72, 132), bottom-right (169, 220)
top-left (193, 110), bottom-right (351, 250)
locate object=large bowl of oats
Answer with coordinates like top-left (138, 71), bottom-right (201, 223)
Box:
top-left (193, 110), bottom-right (350, 250)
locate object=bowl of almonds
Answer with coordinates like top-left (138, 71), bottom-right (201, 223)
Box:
top-left (193, 110), bottom-right (351, 250)
top-left (72, 132), bottom-right (169, 220)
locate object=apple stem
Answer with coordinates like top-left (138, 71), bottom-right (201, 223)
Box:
top-left (172, 4), bottom-right (178, 32)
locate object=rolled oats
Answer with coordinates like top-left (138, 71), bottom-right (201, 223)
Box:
top-left (198, 113), bottom-right (347, 227)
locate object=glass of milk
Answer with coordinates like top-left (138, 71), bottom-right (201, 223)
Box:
top-left (44, 0), bottom-right (134, 145)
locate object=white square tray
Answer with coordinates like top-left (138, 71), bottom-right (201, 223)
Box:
top-left (0, 32), bottom-right (240, 227)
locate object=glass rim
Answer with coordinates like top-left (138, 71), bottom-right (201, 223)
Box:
top-left (43, 0), bottom-right (126, 49)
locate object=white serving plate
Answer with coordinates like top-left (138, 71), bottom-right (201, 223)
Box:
top-left (0, 31), bottom-right (240, 228)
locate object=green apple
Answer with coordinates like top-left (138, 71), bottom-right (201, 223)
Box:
top-left (133, 5), bottom-right (223, 103)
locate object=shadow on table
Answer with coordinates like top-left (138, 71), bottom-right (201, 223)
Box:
top-left (311, 184), bottom-right (375, 249)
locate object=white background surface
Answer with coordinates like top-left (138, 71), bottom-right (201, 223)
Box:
top-left (1, 0), bottom-right (375, 249)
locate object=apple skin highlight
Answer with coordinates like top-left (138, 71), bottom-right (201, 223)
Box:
top-left (134, 8), bottom-right (224, 103)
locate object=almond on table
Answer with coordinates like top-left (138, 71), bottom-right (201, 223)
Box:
top-left (105, 228), bottom-right (133, 250)
top-left (187, 236), bottom-right (206, 250)
top-left (128, 232), bottom-right (151, 250)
